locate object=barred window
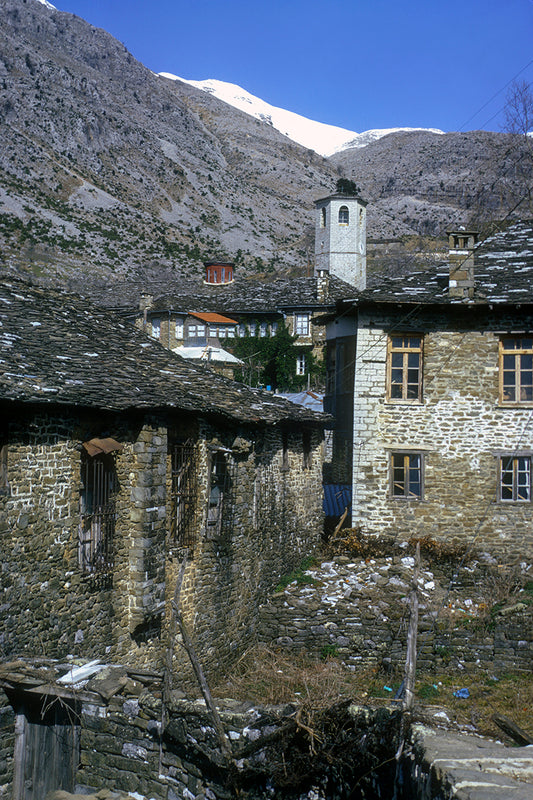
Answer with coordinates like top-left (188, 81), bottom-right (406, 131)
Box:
top-left (79, 451), bottom-right (118, 574)
top-left (500, 455), bottom-right (532, 502)
top-left (169, 439), bottom-right (198, 547)
top-left (390, 452), bottom-right (423, 499)
top-left (387, 334), bottom-right (423, 402)
top-left (500, 337), bottom-right (533, 404)
top-left (0, 424), bottom-right (7, 494)
top-left (206, 451), bottom-right (230, 538)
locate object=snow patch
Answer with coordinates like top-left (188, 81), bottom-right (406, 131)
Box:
top-left (159, 74), bottom-right (444, 157)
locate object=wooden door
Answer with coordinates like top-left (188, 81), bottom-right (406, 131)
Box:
top-left (12, 696), bottom-right (80, 800)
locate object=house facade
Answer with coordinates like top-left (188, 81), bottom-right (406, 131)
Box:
top-left (0, 279), bottom-right (326, 676)
top-left (325, 220), bottom-right (533, 561)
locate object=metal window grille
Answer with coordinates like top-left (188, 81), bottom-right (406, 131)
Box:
top-left (79, 453), bottom-right (117, 574)
top-left (169, 440), bottom-right (197, 547)
top-left (206, 451), bottom-right (231, 538)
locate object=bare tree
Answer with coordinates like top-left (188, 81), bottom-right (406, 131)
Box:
top-left (503, 80), bottom-right (533, 137)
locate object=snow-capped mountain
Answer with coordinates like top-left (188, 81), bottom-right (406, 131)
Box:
top-left (160, 74), bottom-right (444, 157)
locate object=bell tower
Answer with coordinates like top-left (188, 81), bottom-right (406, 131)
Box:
top-left (314, 188), bottom-right (367, 289)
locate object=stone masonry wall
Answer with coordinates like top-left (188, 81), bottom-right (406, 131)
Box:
top-left (352, 306), bottom-right (533, 561)
top-left (257, 554), bottom-right (533, 674)
top-left (0, 408), bottom-right (168, 668)
top-left (1, 405), bottom-right (324, 681)
top-left (165, 421), bottom-right (323, 679)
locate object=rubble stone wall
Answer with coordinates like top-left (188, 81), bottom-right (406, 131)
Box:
top-left (166, 422), bottom-right (323, 678)
top-left (352, 307), bottom-right (533, 561)
top-left (257, 555), bottom-right (533, 674)
top-left (1, 406), bottom-right (323, 679)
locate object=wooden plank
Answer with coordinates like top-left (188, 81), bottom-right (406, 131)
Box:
top-left (492, 713), bottom-right (533, 746)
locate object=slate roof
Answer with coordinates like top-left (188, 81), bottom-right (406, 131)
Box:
top-left (339, 220), bottom-right (533, 308)
top-left (122, 275), bottom-right (354, 317)
top-left (0, 279), bottom-right (327, 427)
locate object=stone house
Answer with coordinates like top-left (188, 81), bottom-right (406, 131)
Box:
top-left (325, 219), bottom-right (533, 560)
top-left (0, 278), bottom-right (326, 676)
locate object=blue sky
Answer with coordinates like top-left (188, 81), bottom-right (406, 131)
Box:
top-left (53, 0), bottom-right (533, 134)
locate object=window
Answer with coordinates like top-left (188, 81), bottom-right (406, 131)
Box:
top-left (320, 207), bottom-right (326, 228)
top-left (296, 353), bottom-right (306, 375)
top-left (271, 322), bottom-right (278, 336)
top-left (295, 314), bottom-right (310, 336)
top-left (79, 450), bottom-right (118, 573)
top-left (500, 455), bottom-right (532, 502)
top-left (209, 326), bottom-right (218, 338)
top-left (338, 205), bottom-right (349, 225)
top-left (500, 337), bottom-right (533, 403)
top-left (207, 451), bottom-right (230, 537)
top-left (387, 335), bottom-right (423, 402)
top-left (281, 431), bottom-right (289, 471)
top-left (0, 424), bottom-right (7, 494)
top-left (238, 324), bottom-right (246, 338)
top-left (169, 439), bottom-right (197, 546)
top-left (175, 319), bottom-right (184, 339)
top-left (302, 430), bottom-right (311, 469)
top-left (151, 317), bottom-right (161, 339)
top-left (390, 452), bottom-right (423, 499)
top-left (227, 327), bottom-right (235, 338)
top-left (260, 322), bottom-right (268, 337)
top-left (248, 322), bottom-right (257, 336)
top-left (188, 324), bottom-right (206, 340)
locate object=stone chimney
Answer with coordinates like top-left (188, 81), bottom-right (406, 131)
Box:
top-left (139, 293), bottom-right (154, 331)
top-left (447, 228), bottom-right (478, 299)
top-left (316, 269), bottom-right (330, 302)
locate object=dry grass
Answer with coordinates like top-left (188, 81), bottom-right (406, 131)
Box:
top-left (211, 645), bottom-right (533, 743)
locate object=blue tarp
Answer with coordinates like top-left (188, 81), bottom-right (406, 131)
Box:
top-left (323, 484), bottom-right (352, 517)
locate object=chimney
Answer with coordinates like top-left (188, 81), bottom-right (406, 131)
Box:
top-left (447, 228), bottom-right (478, 299)
top-left (316, 269), bottom-right (330, 302)
top-left (139, 293), bottom-right (154, 331)
top-left (204, 261), bottom-right (234, 285)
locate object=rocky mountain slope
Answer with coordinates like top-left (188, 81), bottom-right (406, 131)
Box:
top-left (0, 0), bottom-right (531, 293)
top-left (331, 129), bottom-right (533, 239)
top-left (0, 0), bottom-right (335, 289)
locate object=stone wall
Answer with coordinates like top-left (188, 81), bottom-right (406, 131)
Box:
top-left (352, 306), bottom-right (533, 561)
top-left (257, 554), bottom-right (533, 674)
top-left (165, 421), bottom-right (323, 678)
top-left (0, 680), bottom-right (397, 800)
top-left (1, 405), bottom-right (323, 679)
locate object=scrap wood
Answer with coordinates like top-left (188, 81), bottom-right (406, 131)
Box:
top-left (492, 713), bottom-right (533, 746)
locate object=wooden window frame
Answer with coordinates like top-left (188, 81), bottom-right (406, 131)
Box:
top-left (390, 451), bottom-right (424, 500)
top-left (499, 454), bottom-right (532, 502)
top-left (499, 337), bottom-right (533, 405)
top-left (386, 334), bottom-right (423, 403)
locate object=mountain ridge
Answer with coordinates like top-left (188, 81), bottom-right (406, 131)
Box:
top-left (163, 75), bottom-right (445, 157)
top-left (0, 0), bottom-right (531, 296)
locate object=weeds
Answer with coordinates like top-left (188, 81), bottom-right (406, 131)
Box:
top-left (211, 645), bottom-right (533, 744)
